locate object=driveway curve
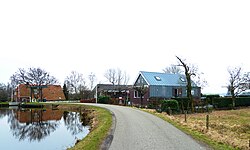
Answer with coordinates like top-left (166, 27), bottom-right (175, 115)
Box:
top-left (85, 104), bottom-right (209, 150)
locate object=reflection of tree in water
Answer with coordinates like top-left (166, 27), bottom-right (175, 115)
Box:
top-left (63, 111), bottom-right (84, 135)
top-left (4, 108), bottom-right (91, 142)
top-left (12, 121), bottom-right (59, 142)
top-left (0, 109), bottom-right (10, 119)
top-left (8, 109), bottom-right (60, 142)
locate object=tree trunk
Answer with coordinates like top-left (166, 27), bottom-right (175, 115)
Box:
top-left (231, 88), bottom-right (235, 109)
top-left (186, 75), bottom-right (194, 113)
top-left (140, 96), bottom-right (143, 107)
top-left (39, 87), bottom-right (43, 102)
top-left (232, 97), bottom-right (235, 109)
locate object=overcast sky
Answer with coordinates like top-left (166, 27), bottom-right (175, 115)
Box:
top-left (1, 0), bottom-right (250, 94)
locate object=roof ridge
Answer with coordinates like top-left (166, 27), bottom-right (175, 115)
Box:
top-left (140, 71), bottom-right (183, 75)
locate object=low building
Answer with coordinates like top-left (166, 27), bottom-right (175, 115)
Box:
top-left (93, 84), bottom-right (133, 105)
top-left (15, 84), bottom-right (66, 102)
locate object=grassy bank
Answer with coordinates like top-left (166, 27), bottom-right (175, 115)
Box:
top-left (143, 108), bottom-right (250, 150)
top-left (0, 102), bottom-right (9, 107)
top-left (68, 104), bottom-right (112, 150)
top-left (0, 102), bottom-right (9, 105)
top-left (0, 102), bottom-right (9, 104)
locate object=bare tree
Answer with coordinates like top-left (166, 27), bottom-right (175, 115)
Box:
top-left (192, 72), bottom-right (208, 89)
top-left (239, 72), bottom-right (250, 91)
top-left (117, 68), bottom-right (124, 86)
top-left (104, 68), bottom-right (117, 96)
top-left (10, 67), bottom-right (59, 101)
top-left (10, 74), bottom-right (19, 89)
top-left (10, 67), bottom-right (58, 86)
top-left (104, 68), bottom-right (131, 98)
top-left (0, 83), bottom-right (8, 101)
top-left (176, 56), bottom-right (196, 113)
top-left (104, 68), bottom-right (117, 85)
top-left (104, 68), bottom-right (130, 86)
top-left (88, 72), bottom-right (96, 90)
top-left (65, 71), bottom-right (86, 99)
top-left (227, 66), bottom-right (243, 108)
top-left (163, 64), bottom-right (183, 74)
top-left (123, 71), bottom-right (130, 85)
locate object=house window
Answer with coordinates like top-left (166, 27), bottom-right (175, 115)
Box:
top-left (154, 76), bottom-right (161, 81)
top-left (134, 91), bottom-right (143, 98)
top-left (191, 90), bottom-right (194, 95)
top-left (173, 88), bottom-right (182, 97)
top-left (180, 77), bottom-right (186, 82)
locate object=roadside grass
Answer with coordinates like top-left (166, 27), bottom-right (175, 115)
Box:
top-left (0, 102), bottom-right (9, 107)
top-left (0, 102), bottom-right (9, 104)
top-left (67, 104), bottom-right (112, 150)
top-left (143, 108), bottom-right (250, 150)
top-left (20, 102), bottom-right (43, 105)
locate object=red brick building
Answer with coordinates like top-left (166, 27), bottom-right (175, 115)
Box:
top-left (15, 84), bottom-right (66, 102)
top-left (16, 109), bottom-right (63, 123)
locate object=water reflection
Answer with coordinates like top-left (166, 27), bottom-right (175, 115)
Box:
top-left (0, 107), bottom-right (91, 143)
top-left (64, 111), bottom-right (84, 135)
top-left (0, 109), bottom-right (9, 119)
top-left (8, 109), bottom-right (61, 142)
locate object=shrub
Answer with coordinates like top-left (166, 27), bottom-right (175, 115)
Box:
top-left (235, 97), bottom-right (250, 107)
top-left (213, 97), bottom-right (232, 108)
top-left (98, 96), bottom-right (110, 104)
top-left (80, 98), bottom-right (96, 103)
top-left (161, 99), bottom-right (179, 114)
top-left (148, 98), bottom-right (162, 109)
top-left (212, 97), bottom-right (250, 109)
top-left (202, 94), bottom-right (220, 105)
top-left (202, 94), bottom-right (220, 99)
top-left (175, 97), bottom-right (189, 111)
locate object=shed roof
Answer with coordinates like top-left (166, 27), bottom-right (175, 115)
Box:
top-left (93, 84), bottom-right (133, 92)
top-left (139, 71), bottom-right (197, 86)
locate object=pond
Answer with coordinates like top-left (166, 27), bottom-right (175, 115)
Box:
top-left (0, 107), bottom-right (91, 150)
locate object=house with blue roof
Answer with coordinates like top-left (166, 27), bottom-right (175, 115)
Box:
top-left (131, 71), bottom-right (201, 106)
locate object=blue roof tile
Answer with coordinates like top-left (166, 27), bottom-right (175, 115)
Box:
top-left (140, 71), bottom-right (189, 86)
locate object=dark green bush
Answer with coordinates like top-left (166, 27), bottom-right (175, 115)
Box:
top-left (202, 94), bottom-right (221, 104)
top-left (212, 97), bottom-right (250, 108)
top-left (202, 94), bottom-right (220, 99)
top-left (161, 99), bottom-right (179, 113)
top-left (148, 98), bottom-right (162, 109)
top-left (175, 97), bottom-right (189, 111)
top-left (213, 97), bottom-right (232, 108)
top-left (235, 97), bottom-right (250, 107)
top-left (98, 96), bottom-right (110, 104)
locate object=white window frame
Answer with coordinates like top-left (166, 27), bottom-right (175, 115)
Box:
top-left (134, 91), bottom-right (144, 98)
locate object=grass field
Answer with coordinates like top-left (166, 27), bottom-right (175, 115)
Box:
top-left (144, 107), bottom-right (250, 150)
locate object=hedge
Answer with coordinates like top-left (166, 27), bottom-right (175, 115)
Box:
top-left (173, 97), bottom-right (250, 109)
top-left (98, 96), bottom-right (111, 104)
top-left (235, 97), bottom-right (250, 106)
top-left (213, 97), bottom-right (250, 108)
top-left (175, 97), bottom-right (190, 110)
top-left (148, 96), bottom-right (250, 113)
top-left (161, 99), bottom-right (179, 113)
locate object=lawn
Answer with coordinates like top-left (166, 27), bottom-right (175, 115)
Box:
top-left (144, 107), bottom-right (250, 150)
